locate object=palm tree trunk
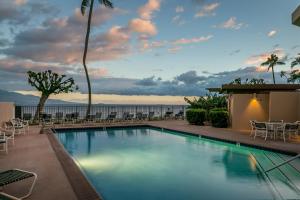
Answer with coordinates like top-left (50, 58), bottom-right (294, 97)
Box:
top-left (83, 0), bottom-right (94, 119)
top-left (272, 66), bottom-right (276, 84)
top-left (34, 94), bottom-right (48, 122)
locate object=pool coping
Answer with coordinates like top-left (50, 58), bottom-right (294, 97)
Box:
top-left (46, 128), bottom-right (103, 200)
top-left (47, 124), bottom-right (299, 200)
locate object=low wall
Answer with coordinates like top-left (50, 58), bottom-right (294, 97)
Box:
top-left (269, 92), bottom-right (300, 123)
top-left (0, 102), bottom-right (15, 127)
top-left (230, 94), bottom-right (269, 131)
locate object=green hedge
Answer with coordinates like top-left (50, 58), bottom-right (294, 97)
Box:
top-left (209, 110), bottom-right (229, 128)
top-left (186, 109), bottom-right (206, 125)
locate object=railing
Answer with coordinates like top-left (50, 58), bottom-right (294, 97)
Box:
top-left (15, 104), bottom-right (188, 122)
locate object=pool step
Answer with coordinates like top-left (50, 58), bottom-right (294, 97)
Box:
top-left (251, 152), bottom-right (300, 200)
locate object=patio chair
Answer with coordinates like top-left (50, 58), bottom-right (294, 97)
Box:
top-left (136, 112), bottom-right (143, 120)
top-left (277, 123), bottom-right (299, 142)
top-left (72, 112), bottom-right (79, 123)
top-left (164, 111), bottom-right (173, 120)
top-left (249, 120), bottom-right (256, 136)
top-left (253, 122), bottom-right (268, 140)
top-left (0, 131), bottom-right (8, 154)
top-left (269, 120), bottom-right (284, 123)
top-left (65, 113), bottom-right (73, 124)
top-left (10, 119), bottom-right (26, 135)
top-left (175, 111), bottom-right (184, 120)
top-left (0, 169), bottom-right (37, 199)
top-left (3, 122), bottom-right (15, 145)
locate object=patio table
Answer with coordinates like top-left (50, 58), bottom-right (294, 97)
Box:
top-left (266, 122), bottom-right (283, 140)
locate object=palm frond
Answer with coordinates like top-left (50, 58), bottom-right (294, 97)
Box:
top-left (81, 0), bottom-right (90, 15)
top-left (276, 61), bottom-right (285, 65)
top-left (99, 0), bottom-right (113, 8)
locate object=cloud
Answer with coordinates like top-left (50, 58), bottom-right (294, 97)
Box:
top-left (135, 76), bottom-right (160, 86)
top-left (172, 15), bottom-right (186, 26)
top-left (229, 49), bottom-right (241, 56)
top-left (14, 0), bottom-right (27, 6)
top-left (175, 6), bottom-right (184, 13)
top-left (195, 2), bottom-right (220, 18)
top-left (214, 17), bottom-right (245, 30)
top-left (268, 30), bottom-right (277, 37)
top-left (245, 48), bottom-right (286, 66)
top-left (172, 35), bottom-right (213, 45)
top-left (138, 0), bottom-right (161, 20)
top-left (128, 18), bottom-right (157, 35)
top-left (2, 7), bottom-right (129, 64)
top-left (168, 46), bottom-right (182, 53)
top-left (175, 71), bottom-right (206, 84)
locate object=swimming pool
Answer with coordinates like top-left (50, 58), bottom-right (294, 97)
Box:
top-left (55, 126), bottom-right (300, 200)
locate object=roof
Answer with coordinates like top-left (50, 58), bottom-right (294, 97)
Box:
top-left (207, 84), bottom-right (300, 94)
top-left (292, 5), bottom-right (300, 26)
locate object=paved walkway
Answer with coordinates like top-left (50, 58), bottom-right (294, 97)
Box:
top-left (0, 121), bottom-right (299, 200)
top-left (147, 120), bottom-right (300, 154)
top-left (0, 126), bottom-right (77, 200)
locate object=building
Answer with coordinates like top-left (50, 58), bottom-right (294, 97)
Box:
top-left (292, 5), bottom-right (300, 26)
top-left (208, 84), bottom-right (300, 131)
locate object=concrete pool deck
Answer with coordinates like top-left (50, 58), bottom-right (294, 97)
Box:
top-left (0, 120), bottom-right (299, 200)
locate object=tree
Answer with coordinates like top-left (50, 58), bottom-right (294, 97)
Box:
top-left (261, 54), bottom-right (285, 84)
top-left (281, 55), bottom-right (300, 83)
top-left (81, 0), bottom-right (113, 118)
top-left (27, 70), bottom-right (78, 121)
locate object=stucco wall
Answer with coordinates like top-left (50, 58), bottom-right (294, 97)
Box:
top-left (0, 102), bottom-right (15, 127)
top-left (269, 92), bottom-right (300, 123)
top-left (230, 94), bottom-right (269, 131)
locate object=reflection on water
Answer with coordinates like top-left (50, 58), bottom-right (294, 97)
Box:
top-left (55, 127), bottom-right (300, 200)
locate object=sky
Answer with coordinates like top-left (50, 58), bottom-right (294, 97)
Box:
top-left (0, 0), bottom-right (300, 103)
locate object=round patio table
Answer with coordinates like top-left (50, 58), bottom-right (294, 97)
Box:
top-left (266, 122), bottom-right (283, 140)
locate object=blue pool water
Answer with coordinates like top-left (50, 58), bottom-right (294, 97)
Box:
top-left (55, 127), bottom-right (300, 200)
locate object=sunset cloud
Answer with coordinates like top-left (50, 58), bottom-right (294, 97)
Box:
top-left (195, 2), bottom-right (220, 18)
top-left (245, 48), bottom-right (286, 66)
top-left (128, 18), bottom-right (157, 36)
top-left (267, 30), bottom-right (277, 37)
top-left (138, 0), bottom-right (161, 20)
top-left (214, 17), bottom-right (245, 30)
top-left (173, 35), bottom-right (213, 45)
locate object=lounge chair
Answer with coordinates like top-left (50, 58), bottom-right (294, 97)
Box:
top-left (123, 112), bottom-right (134, 121)
top-left (41, 114), bottom-right (53, 126)
top-left (148, 111), bottom-right (155, 120)
top-left (0, 131), bottom-right (8, 154)
top-left (86, 114), bottom-right (96, 123)
top-left (0, 169), bottom-right (37, 199)
top-left (22, 114), bottom-right (32, 125)
top-left (106, 112), bottom-right (117, 122)
top-left (55, 112), bottom-right (64, 124)
top-left (175, 111), bottom-right (184, 120)
top-left (95, 112), bottom-right (102, 122)
top-left (164, 111), bottom-right (173, 120)
top-left (0, 192), bottom-right (21, 200)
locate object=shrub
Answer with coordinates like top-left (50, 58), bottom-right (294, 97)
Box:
top-left (209, 110), bottom-right (229, 128)
top-left (186, 109), bottom-right (206, 125)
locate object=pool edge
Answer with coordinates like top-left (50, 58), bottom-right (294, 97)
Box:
top-left (46, 128), bottom-right (103, 200)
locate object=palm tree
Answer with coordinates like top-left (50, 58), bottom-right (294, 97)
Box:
top-left (291, 54), bottom-right (300, 68)
top-left (81, 0), bottom-right (113, 118)
top-left (261, 54), bottom-right (285, 84)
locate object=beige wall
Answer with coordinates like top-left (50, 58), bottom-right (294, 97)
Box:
top-left (0, 102), bottom-right (15, 127)
top-left (230, 94), bottom-right (269, 131)
top-left (269, 92), bottom-right (300, 123)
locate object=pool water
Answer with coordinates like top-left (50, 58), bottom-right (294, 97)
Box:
top-left (55, 127), bottom-right (300, 200)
